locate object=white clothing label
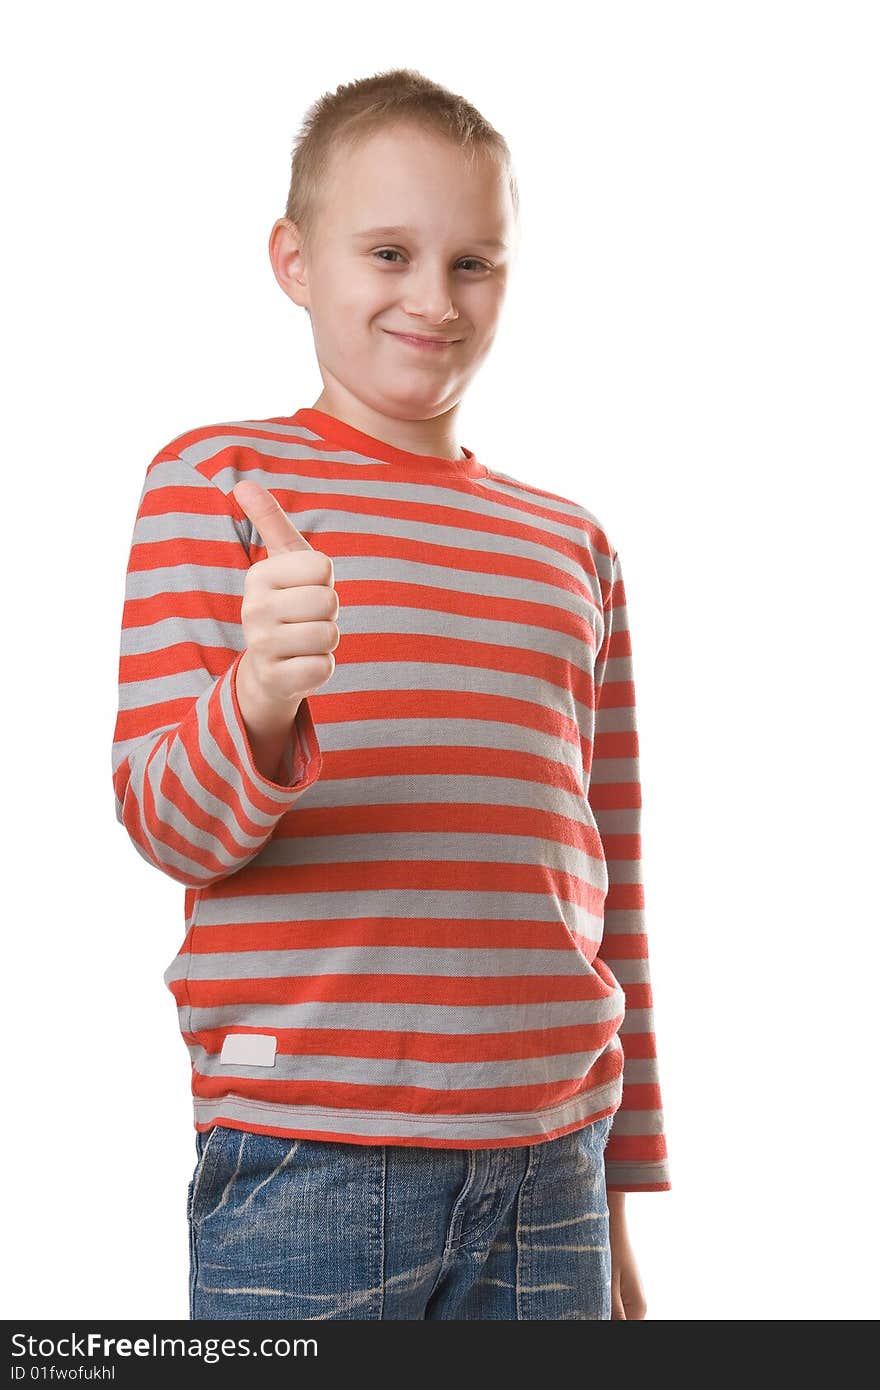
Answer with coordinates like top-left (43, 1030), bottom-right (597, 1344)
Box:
top-left (219, 1033), bottom-right (277, 1067)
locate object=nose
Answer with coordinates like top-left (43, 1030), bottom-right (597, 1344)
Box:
top-left (399, 262), bottom-right (460, 327)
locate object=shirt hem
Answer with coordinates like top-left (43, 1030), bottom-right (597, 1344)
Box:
top-left (192, 1077), bottom-right (624, 1150)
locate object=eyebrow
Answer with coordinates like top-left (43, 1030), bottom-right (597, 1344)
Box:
top-left (351, 224), bottom-right (508, 251)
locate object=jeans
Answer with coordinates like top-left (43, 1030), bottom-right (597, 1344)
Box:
top-left (187, 1113), bottom-right (614, 1320)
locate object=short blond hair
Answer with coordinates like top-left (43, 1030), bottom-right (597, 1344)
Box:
top-left (283, 67), bottom-right (519, 256)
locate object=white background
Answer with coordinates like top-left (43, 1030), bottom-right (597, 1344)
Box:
top-left (3, 0), bottom-right (877, 1321)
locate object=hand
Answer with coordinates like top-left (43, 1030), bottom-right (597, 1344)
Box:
top-left (232, 478), bottom-right (340, 704)
top-left (608, 1198), bottom-right (648, 1319)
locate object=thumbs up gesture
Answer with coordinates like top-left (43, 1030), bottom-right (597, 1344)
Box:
top-left (232, 479), bottom-right (340, 705)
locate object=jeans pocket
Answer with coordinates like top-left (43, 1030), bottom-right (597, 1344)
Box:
top-left (573, 1112), bottom-right (614, 1159)
top-left (187, 1125), bottom-right (227, 1227)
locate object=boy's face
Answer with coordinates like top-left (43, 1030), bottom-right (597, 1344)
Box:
top-left (272, 123), bottom-right (517, 424)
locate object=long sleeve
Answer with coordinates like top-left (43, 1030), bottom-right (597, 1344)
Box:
top-left (111, 449), bottom-right (323, 888)
top-left (590, 548), bottom-right (671, 1192)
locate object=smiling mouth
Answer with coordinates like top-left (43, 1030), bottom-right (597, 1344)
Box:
top-left (385, 331), bottom-right (461, 351)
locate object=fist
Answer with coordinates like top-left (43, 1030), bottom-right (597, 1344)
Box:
top-left (232, 478), bottom-right (340, 703)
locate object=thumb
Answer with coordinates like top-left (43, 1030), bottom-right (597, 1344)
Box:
top-left (232, 479), bottom-right (314, 555)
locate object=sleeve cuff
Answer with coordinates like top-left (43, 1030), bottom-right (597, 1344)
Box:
top-left (605, 1158), bottom-right (672, 1193)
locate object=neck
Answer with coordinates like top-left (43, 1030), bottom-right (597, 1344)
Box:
top-left (310, 389), bottom-right (465, 463)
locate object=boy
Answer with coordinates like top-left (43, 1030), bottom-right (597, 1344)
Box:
top-left (111, 67), bottom-right (671, 1322)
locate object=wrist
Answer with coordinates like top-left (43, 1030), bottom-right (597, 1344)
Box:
top-left (236, 650), bottom-right (303, 733)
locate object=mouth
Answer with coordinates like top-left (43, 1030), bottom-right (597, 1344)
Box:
top-left (384, 330), bottom-right (461, 352)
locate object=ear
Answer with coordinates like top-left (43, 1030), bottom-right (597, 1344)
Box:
top-left (268, 217), bottom-right (310, 311)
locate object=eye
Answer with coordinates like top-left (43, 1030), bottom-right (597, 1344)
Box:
top-left (371, 249), bottom-right (491, 273)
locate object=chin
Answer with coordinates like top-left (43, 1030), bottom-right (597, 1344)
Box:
top-left (381, 389), bottom-right (454, 414)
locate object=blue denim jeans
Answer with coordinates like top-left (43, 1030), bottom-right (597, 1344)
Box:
top-left (187, 1113), bottom-right (614, 1320)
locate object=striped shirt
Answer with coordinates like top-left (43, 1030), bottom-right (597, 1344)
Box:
top-left (111, 407), bottom-right (671, 1193)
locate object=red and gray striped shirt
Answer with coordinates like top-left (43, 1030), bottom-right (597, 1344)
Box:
top-left (111, 407), bottom-right (671, 1192)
